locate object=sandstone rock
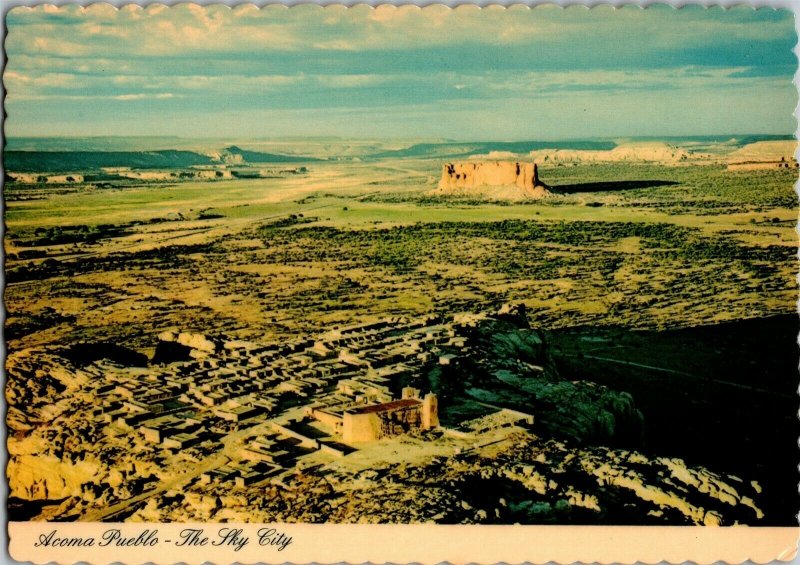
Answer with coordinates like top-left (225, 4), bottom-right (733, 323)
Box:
top-left (566, 488), bottom-right (600, 511)
top-left (176, 332), bottom-right (219, 353)
top-left (436, 161), bottom-right (552, 200)
top-left (727, 140), bottom-right (797, 164)
top-left (157, 330), bottom-right (177, 342)
top-left (8, 454), bottom-right (102, 501)
top-left (703, 510), bottom-right (723, 526)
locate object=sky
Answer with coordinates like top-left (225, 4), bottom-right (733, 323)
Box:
top-left (4, 4), bottom-right (798, 140)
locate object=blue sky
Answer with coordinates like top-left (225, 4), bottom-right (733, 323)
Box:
top-left (5, 4), bottom-right (797, 140)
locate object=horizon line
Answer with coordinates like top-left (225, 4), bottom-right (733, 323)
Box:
top-left (5, 132), bottom-right (797, 144)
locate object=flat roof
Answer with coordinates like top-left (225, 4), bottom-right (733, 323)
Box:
top-left (347, 398), bottom-right (421, 415)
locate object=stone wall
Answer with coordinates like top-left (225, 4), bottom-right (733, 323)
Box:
top-left (422, 393), bottom-right (439, 429)
top-left (342, 411), bottom-right (383, 443)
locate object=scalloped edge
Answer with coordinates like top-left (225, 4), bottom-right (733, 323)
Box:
top-left (3, 3), bottom-right (798, 565)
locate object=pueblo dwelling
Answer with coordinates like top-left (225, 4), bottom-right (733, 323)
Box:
top-left (311, 387), bottom-right (439, 443)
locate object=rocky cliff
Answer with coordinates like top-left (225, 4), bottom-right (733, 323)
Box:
top-left (436, 161), bottom-right (552, 200)
top-left (432, 304), bottom-right (644, 445)
top-left (124, 431), bottom-right (764, 525)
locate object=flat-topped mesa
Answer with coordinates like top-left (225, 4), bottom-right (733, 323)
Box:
top-left (437, 161), bottom-right (551, 199)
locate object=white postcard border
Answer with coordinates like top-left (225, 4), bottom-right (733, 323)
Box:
top-left (6, 522), bottom-right (799, 564)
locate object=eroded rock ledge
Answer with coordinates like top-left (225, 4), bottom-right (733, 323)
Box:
top-left (436, 161), bottom-right (552, 200)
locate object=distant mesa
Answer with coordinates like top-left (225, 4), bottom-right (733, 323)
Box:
top-left (726, 140), bottom-right (798, 171)
top-left (728, 157), bottom-right (799, 171)
top-left (204, 145), bottom-right (315, 165)
top-left (3, 145), bottom-right (319, 175)
top-left (436, 161), bottom-right (552, 200)
top-left (529, 142), bottom-right (697, 165)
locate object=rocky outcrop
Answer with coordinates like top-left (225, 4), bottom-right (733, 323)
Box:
top-left (128, 433), bottom-right (764, 525)
top-left (726, 140), bottom-right (797, 163)
top-left (6, 348), bottom-right (92, 431)
top-left (157, 330), bottom-right (219, 357)
top-left (437, 304), bottom-right (644, 445)
top-left (436, 161), bottom-right (551, 200)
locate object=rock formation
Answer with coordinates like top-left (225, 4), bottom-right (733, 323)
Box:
top-left (434, 304), bottom-right (644, 445)
top-left (529, 143), bottom-right (697, 165)
top-left (436, 161), bottom-right (552, 200)
top-left (156, 330), bottom-right (219, 358)
top-left (122, 432), bottom-right (765, 525)
top-left (727, 140), bottom-right (797, 162)
top-left (726, 140), bottom-right (799, 171)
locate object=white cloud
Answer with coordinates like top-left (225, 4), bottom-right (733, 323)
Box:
top-left (4, 70), bottom-right (79, 88)
top-left (5, 65), bottom-right (789, 106)
top-left (114, 92), bottom-right (176, 101)
top-left (5, 3), bottom-right (793, 63)
top-left (8, 91), bottom-right (179, 102)
top-left (4, 4), bottom-right (794, 138)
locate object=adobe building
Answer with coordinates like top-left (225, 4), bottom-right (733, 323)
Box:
top-left (311, 387), bottom-right (439, 443)
top-left (341, 387), bottom-right (439, 443)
